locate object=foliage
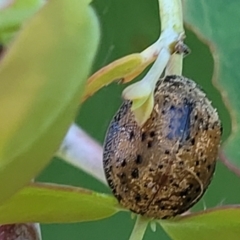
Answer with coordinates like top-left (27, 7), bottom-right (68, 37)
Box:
top-left (0, 0), bottom-right (240, 240)
top-left (0, 0), bottom-right (99, 203)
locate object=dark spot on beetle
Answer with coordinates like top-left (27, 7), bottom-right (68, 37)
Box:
top-left (160, 205), bottom-right (167, 210)
top-left (191, 138), bottom-right (195, 145)
top-left (195, 186), bottom-right (201, 194)
top-left (183, 97), bottom-right (188, 103)
top-left (163, 100), bottom-right (168, 106)
top-left (196, 172), bottom-right (201, 177)
top-left (129, 130), bottom-right (134, 140)
top-left (185, 135), bottom-right (191, 141)
top-left (180, 189), bottom-right (189, 197)
top-left (165, 150), bottom-right (170, 154)
top-left (220, 125), bottom-right (223, 134)
top-left (131, 168), bottom-right (139, 178)
top-left (105, 170), bottom-right (111, 180)
top-left (135, 194), bottom-right (141, 202)
top-left (171, 205), bottom-right (178, 211)
top-left (195, 160), bottom-right (199, 166)
top-left (199, 118), bottom-right (204, 125)
top-left (137, 209), bottom-right (147, 215)
top-left (108, 179), bottom-right (113, 187)
top-left (141, 132), bottom-right (146, 142)
top-left (162, 110), bottom-right (166, 114)
top-left (173, 183), bottom-right (179, 188)
top-left (135, 154), bottom-right (142, 164)
top-left (162, 215), bottom-right (168, 219)
top-left (194, 114), bottom-right (198, 121)
top-left (179, 161), bottom-right (184, 166)
top-left (112, 188), bottom-right (117, 194)
top-left (121, 159), bottom-right (127, 167)
top-left (203, 158), bottom-right (207, 163)
top-left (143, 195), bottom-right (149, 200)
top-left (187, 183), bottom-right (193, 190)
top-left (116, 194), bottom-right (122, 201)
top-left (172, 80), bottom-right (182, 88)
top-left (114, 114), bottom-right (121, 122)
top-left (103, 151), bottom-right (109, 161)
top-left (186, 197), bottom-right (192, 203)
top-left (147, 141), bottom-right (153, 148)
top-left (116, 158), bottom-right (120, 162)
top-left (207, 164), bottom-right (212, 171)
top-left (158, 164), bottom-right (163, 169)
top-left (149, 168), bottom-right (154, 172)
top-left (203, 125), bottom-right (209, 131)
top-left (130, 208), bottom-right (136, 213)
top-left (150, 131), bottom-right (155, 137)
top-left (164, 75), bottom-right (176, 82)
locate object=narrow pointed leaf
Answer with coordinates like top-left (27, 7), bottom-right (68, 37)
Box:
top-left (184, 0), bottom-right (240, 175)
top-left (82, 53), bottom-right (153, 102)
top-left (0, 0), bottom-right (99, 203)
top-left (0, 183), bottom-right (120, 224)
top-left (122, 80), bottom-right (152, 101)
top-left (160, 206), bottom-right (240, 240)
top-left (132, 92), bottom-right (154, 126)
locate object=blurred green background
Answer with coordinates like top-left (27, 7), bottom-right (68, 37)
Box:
top-left (37, 0), bottom-right (240, 239)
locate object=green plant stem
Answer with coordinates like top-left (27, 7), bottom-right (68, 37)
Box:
top-left (159, 0), bottom-right (184, 76)
top-left (129, 216), bottom-right (149, 240)
top-left (165, 53), bottom-right (183, 76)
top-left (141, 0), bottom-right (185, 84)
top-left (122, 0), bottom-right (185, 126)
top-left (159, 0), bottom-right (183, 32)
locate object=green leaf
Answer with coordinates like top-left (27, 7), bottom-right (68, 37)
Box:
top-left (83, 53), bottom-right (154, 102)
top-left (160, 206), bottom-right (240, 240)
top-left (0, 0), bottom-right (99, 203)
top-left (183, 1), bottom-right (240, 175)
top-left (0, 183), bottom-right (120, 223)
top-left (0, 0), bottom-right (45, 45)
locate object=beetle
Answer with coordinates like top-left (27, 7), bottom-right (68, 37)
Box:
top-left (103, 75), bottom-right (222, 219)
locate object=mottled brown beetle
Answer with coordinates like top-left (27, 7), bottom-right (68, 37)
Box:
top-left (103, 75), bottom-right (222, 219)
